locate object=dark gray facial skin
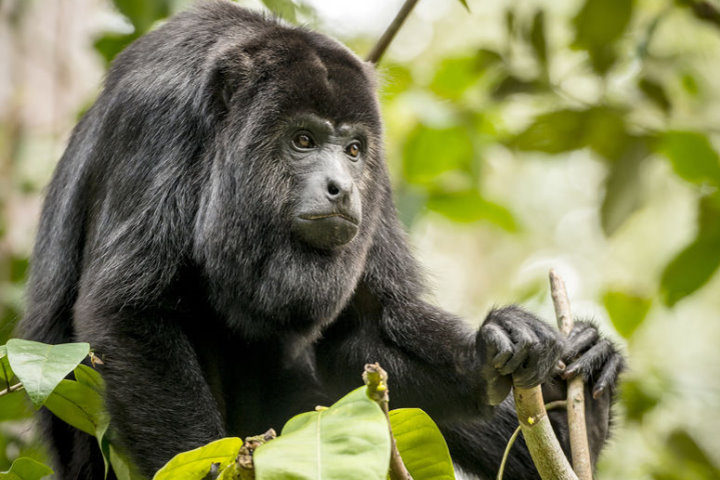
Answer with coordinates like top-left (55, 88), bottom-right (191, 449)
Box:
top-left (286, 114), bottom-right (366, 249)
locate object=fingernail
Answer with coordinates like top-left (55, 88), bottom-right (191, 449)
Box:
top-left (557, 360), bottom-right (566, 371)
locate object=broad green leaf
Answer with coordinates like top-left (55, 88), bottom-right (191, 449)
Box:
top-left (600, 139), bottom-right (649, 235)
top-left (254, 386), bottom-right (390, 480)
top-left (6, 339), bottom-right (90, 408)
top-left (389, 409), bottom-right (455, 480)
top-left (621, 376), bottom-right (664, 423)
top-left (426, 191), bottom-right (518, 231)
top-left (153, 437), bottom-right (243, 480)
top-left (661, 194), bottom-right (720, 306)
top-left (603, 291), bottom-right (651, 339)
top-left (74, 364), bottom-right (105, 394)
top-left (657, 131), bottom-right (720, 186)
top-left (402, 125), bottom-right (473, 185)
top-left (0, 457), bottom-right (53, 480)
top-left (572, 0), bottom-right (633, 74)
top-left (44, 379), bottom-right (105, 436)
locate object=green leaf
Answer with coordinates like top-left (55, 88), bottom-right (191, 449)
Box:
top-left (426, 190), bottom-right (518, 231)
top-left (0, 457), bottom-right (53, 480)
top-left (455, 0), bottom-right (469, 12)
top-left (657, 131), bottom-right (720, 187)
top-left (380, 64), bottom-right (413, 100)
top-left (6, 339), bottom-right (90, 408)
top-left (572, 0), bottom-right (633, 74)
top-left (94, 33), bottom-right (139, 65)
top-left (402, 125), bottom-right (473, 185)
top-left (113, 0), bottom-right (170, 33)
top-left (430, 56), bottom-right (483, 101)
top-left (44, 379), bottom-right (106, 436)
top-left (600, 138), bottom-right (649, 235)
top-left (153, 437), bottom-right (243, 480)
top-left (661, 194), bottom-right (720, 306)
top-left (510, 107), bottom-right (626, 158)
top-left (254, 387), bottom-right (390, 480)
top-left (511, 109), bottom-right (588, 154)
top-left (389, 409), bottom-right (455, 480)
top-left (603, 290), bottom-right (651, 339)
top-left (74, 364), bottom-right (105, 394)
top-left (261, 0), bottom-right (298, 22)
top-left (108, 444), bottom-right (143, 480)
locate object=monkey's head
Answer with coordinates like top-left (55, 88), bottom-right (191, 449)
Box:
top-left (195, 22), bottom-right (388, 338)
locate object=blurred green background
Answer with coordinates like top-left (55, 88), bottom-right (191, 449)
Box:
top-left (1, 0), bottom-right (720, 478)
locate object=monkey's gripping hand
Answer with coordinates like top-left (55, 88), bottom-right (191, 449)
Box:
top-left (477, 306), bottom-right (564, 405)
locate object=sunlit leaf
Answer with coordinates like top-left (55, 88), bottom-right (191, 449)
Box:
top-left (0, 457), bottom-right (53, 480)
top-left (153, 437), bottom-right (243, 480)
top-left (661, 194), bottom-right (720, 306)
top-left (254, 387), bottom-right (390, 480)
top-left (603, 290), bottom-right (651, 339)
top-left (657, 131), bottom-right (720, 187)
top-left (6, 339), bottom-right (90, 408)
top-left (402, 125), bottom-right (473, 185)
top-left (389, 409), bottom-right (455, 480)
top-left (572, 0), bottom-right (633, 74)
top-left (430, 56), bottom-right (485, 101)
top-left (427, 190), bottom-right (518, 231)
top-left (44, 379), bottom-right (105, 436)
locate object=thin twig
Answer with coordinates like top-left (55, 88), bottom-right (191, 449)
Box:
top-left (549, 269), bottom-right (592, 480)
top-left (0, 383), bottom-right (24, 396)
top-left (365, 0), bottom-right (421, 64)
top-left (497, 400), bottom-right (567, 480)
top-left (363, 363), bottom-right (413, 480)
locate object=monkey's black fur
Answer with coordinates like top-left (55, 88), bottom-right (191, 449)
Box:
top-left (20, 2), bottom-right (624, 479)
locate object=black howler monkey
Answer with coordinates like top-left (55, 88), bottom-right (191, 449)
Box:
top-left (20, 2), bottom-right (624, 478)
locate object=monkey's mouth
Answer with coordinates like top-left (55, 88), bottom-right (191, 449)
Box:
top-left (298, 212), bottom-right (358, 225)
top-left (294, 212), bottom-right (360, 249)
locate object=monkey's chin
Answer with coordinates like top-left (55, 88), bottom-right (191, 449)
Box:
top-left (294, 214), bottom-right (359, 249)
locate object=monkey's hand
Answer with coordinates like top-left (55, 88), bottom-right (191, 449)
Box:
top-left (557, 321), bottom-right (625, 399)
top-left (477, 306), bottom-right (564, 405)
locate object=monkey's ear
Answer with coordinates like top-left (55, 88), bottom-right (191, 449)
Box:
top-left (204, 49), bottom-right (254, 116)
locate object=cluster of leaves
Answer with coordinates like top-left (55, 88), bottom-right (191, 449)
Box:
top-left (0, 340), bottom-right (141, 480)
top-left (381, 0), bottom-right (720, 307)
top-left (0, 340), bottom-right (455, 480)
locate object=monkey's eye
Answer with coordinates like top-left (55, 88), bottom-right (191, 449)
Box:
top-left (345, 141), bottom-right (361, 160)
top-left (292, 132), bottom-right (316, 150)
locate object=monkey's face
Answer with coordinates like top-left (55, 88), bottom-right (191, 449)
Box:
top-left (284, 113), bottom-right (367, 250)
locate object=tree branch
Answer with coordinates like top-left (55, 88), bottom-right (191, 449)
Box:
top-left (363, 363), bottom-right (413, 480)
top-left (549, 269), bottom-right (592, 480)
top-left (365, 0), bottom-right (421, 65)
